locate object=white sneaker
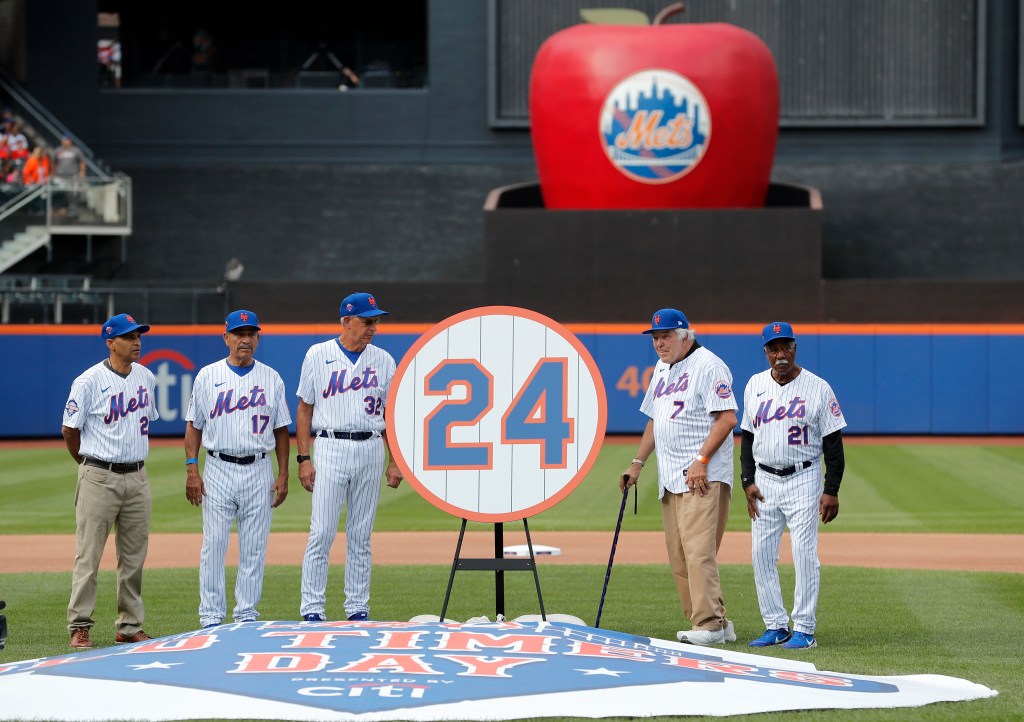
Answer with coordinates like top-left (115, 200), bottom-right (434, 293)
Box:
top-left (676, 627), bottom-right (726, 646)
top-left (724, 620), bottom-right (736, 642)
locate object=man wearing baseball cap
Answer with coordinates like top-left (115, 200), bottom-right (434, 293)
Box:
top-left (296, 292), bottom-right (403, 622)
top-left (185, 309), bottom-right (291, 629)
top-left (62, 313), bottom-right (158, 648)
top-left (621, 308), bottom-right (738, 646)
top-left (740, 322), bottom-right (847, 650)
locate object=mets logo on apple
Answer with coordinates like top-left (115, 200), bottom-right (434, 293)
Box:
top-left (599, 69), bottom-right (711, 184)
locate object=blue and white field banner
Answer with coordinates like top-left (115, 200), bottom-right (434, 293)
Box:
top-left (0, 621), bottom-right (995, 720)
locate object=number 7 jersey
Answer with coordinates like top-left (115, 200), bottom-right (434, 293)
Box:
top-left (297, 339), bottom-right (396, 432)
top-left (740, 368), bottom-right (846, 468)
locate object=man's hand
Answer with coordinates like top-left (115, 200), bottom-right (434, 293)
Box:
top-left (820, 493), bottom-right (839, 524)
top-left (385, 459), bottom-right (403, 489)
top-left (299, 459), bottom-right (315, 493)
top-left (272, 472), bottom-right (289, 508)
top-left (186, 467), bottom-right (205, 506)
top-left (744, 484), bottom-right (764, 520)
top-left (686, 458), bottom-right (709, 496)
top-left (620, 462), bottom-right (642, 492)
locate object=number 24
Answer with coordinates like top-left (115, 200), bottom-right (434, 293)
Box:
top-left (423, 358), bottom-right (574, 470)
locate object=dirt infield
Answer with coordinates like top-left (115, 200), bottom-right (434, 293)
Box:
top-left (8, 531), bottom-right (1021, 574)
top-left (4, 436), bottom-right (1020, 575)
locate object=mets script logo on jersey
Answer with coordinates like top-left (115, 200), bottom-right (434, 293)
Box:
top-left (324, 368), bottom-right (380, 398)
top-left (715, 381), bottom-right (732, 399)
top-left (104, 386), bottom-right (150, 424)
top-left (210, 385), bottom-right (267, 419)
top-left (65, 399), bottom-right (80, 418)
top-left (599, 69), bottom-right (711, 185)
top-left (653, 372), bottom-right (688, 398)
top-left (752, 397), bottom-right (806, 429)
top-left (829, 399), bottom-right (842, 418)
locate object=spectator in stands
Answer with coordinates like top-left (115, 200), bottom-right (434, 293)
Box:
top-left (22, 146), bottom-right (49, 186)
top-left (6, 123), bottom-right (29, 162)
top-left (0, 158), bottom-right (21, 199)
top-left (53, 135), bottom-right (87, 216)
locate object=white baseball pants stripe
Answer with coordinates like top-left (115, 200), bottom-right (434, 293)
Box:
top-left (300, 436), bottom-right (385, 618)
top-left (750, 463), bottom-right (822, 635)
top-left (199, 455), bottom-right (274, 626)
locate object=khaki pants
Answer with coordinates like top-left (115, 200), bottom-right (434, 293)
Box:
top-left (67, 463), bottom-right (150, 635)
top-left (661, 482), bottom-right (731, 631)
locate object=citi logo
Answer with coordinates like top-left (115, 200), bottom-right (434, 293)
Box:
top-left (139, 349), bottom-right (196, 423)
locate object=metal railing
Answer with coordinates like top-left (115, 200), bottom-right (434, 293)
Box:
top-left (0, 276), bottom-right (228, 324)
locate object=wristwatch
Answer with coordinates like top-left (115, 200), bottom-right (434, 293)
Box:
top-left (296, 454), bottom-right (311, 463)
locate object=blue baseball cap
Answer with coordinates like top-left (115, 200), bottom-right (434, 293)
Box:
top-left (642, 308), bottom-right (689, 334)
top-left (102, 313), bottom-right (150, 340)
top-left (340, 292), bottom-right (388, 318)
top-left (762, 321), bottom-right (796, 345)
top-left (225, 309), bottom-right (261, 332)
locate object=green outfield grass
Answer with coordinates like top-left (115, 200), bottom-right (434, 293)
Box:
top-left (0, 564), bottom-right (1020, 722)
top-left (1, 441), bottom-right (1022, 721)
top-left (2, 442), bottom-right (1022, 534)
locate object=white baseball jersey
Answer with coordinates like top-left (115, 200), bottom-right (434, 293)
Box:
top-left (296, 340), bottom-right (395, 433)
top-left (741, 367), bottom-right (846, 636)
top-left (186, 358), bottom-right (291, 627)
top-left (298, 338), bottom-right (396, 619)
top-left (62, 360), bottom-right (159, 462)
top-left (740, 368), bottom-right (846, 466)
top-left (640, 345), bottom-right (737, 496)
top-left (186, 359), bottom-right (291, 453)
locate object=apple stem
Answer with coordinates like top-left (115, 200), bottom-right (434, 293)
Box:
top-left (653, 2), bottom-right (686, 25)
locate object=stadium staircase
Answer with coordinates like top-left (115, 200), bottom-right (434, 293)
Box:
top-left (0, 67), bottom-right (132, 277)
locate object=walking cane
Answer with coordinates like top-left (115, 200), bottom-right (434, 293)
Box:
top-left (595, 481), bottom-right (630, 628)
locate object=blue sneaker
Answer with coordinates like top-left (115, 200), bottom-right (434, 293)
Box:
top-left (782, 631), bottom-right (817, 649)
top-left (347, 611), bottom-right (369, 621)
top-left (748, 628), bottom-right (792, 647)
top-left (303, 613), bottom-right (325, 622)
top-left (202, 623), bottom-right (221, 629)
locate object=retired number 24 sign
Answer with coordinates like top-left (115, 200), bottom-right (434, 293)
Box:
top-left (386, 307), bottom-right (608, 522)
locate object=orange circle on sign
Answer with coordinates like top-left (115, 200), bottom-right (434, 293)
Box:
top-left (386, 306), bottom-right (608, 522)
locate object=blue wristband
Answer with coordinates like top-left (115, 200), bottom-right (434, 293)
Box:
top-left (185, 457), bottom-right (198, 465)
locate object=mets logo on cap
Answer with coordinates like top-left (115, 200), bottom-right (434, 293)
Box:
top-left (599, 69), bottom-right (711, 185)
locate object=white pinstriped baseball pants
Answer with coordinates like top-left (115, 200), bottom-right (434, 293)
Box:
top-left (199, 455), bottom-right (274, 626)
top-left (750, 463), bottom-right (822, 635)
top-left (300, 436), bottom-right (385, 618)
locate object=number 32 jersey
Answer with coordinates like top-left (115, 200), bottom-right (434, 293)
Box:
top-left (740, 368), bottom-right (846, 468)
top-left (297, 339), bottom-right (395, 433)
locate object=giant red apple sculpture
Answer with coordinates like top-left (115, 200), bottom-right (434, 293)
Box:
top-left (529, 6), bottom-right (779, 209)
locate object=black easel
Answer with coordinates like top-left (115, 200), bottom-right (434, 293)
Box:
top-left (440, 519), bottom-right (546, 621)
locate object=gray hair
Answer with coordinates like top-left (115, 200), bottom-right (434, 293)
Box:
top-left (674, 327), bottom-right (695, 342)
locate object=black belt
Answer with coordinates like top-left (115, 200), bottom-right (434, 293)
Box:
top-left (758, 460), bottom-right (813, 477)
top-left (211, 451), bottom-right (266, 465)
top-left (318, 430), bottom-right (374, 441)
top-left (83, 458), bottom-right (144, 474)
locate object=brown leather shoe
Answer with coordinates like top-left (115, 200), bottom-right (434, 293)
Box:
top-left (115, 629), bottom-right (152, 644)
top-left (70, 628), bottom-right (92, 649)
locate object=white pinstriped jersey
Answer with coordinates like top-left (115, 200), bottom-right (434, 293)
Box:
top-left (62, 360), bottom-right (159, 462)
top-left (186, 359), bottom-right (291, 453)
top-left (740, 368), bottom-right (846, 467)
top-left (640, 345), bottom-right (737, 495)
top-left (297, 339), bottom-right (395, 433)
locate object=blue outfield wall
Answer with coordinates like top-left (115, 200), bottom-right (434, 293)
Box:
top-left (1, 326), bottom-right (1022, 438)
